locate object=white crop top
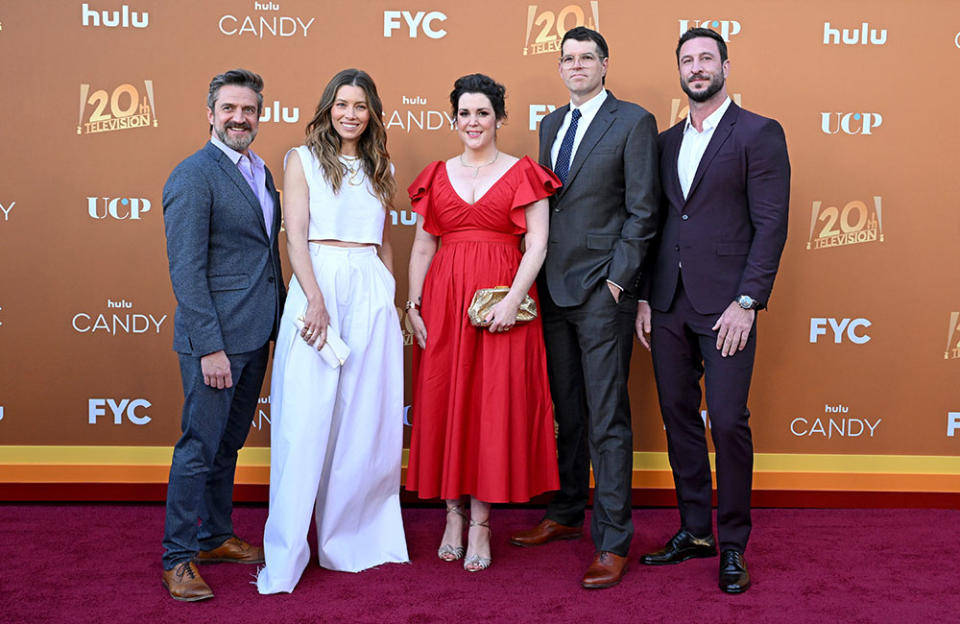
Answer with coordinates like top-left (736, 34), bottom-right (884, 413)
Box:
top-left (285, 145), bottom-right (387, 245)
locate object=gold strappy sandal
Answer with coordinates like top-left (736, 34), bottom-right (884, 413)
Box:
top-left (463, 518), bottom-right (492, 572)
top-left (437, 503), bottom-right (467, 562)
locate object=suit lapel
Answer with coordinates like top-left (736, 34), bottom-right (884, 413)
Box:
top-left (561, 94), bottom-right (616, 192)
top-left (663, 124), bottom-right (685, 211)
top-left (205, 142), bottom-right (269, 239)
top-left (685, 103), bottom-right (739, 203)
top-left (540, 104), bottom-right (567, 169)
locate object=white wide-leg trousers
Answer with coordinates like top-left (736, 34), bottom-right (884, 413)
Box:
top-left (257, 244), bottom-right (408, 594)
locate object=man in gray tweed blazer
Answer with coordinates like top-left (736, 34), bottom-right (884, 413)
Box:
top-left (160, 68), bottom-right (285, 602)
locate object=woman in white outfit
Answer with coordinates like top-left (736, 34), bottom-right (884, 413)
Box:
top-left (257, 68), bottom-right (408, 594)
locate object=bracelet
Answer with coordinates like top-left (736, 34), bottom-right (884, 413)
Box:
top-left (405, 300), bottom-right (419, 311)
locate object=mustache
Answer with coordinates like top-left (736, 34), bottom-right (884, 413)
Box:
top-left (688, 73), bottom-right (711, 83)
top-left (225, 122), bottom-right (251, 131)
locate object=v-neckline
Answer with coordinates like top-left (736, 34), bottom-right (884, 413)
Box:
top-left (441, 158), bottom-right (524, 206)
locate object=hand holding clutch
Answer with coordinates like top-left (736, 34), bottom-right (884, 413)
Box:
top-left (467, 286), bottom-right (537, 328)
top-left (294, 315), bottom-right (351, 368)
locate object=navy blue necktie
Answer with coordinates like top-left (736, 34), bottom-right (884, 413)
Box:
top-left (553, 108), bottom-right (582, 184)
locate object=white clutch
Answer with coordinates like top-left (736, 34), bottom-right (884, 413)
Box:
top-left (294, 315), bottom-right (351, 368)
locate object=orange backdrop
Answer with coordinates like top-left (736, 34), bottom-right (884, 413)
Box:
top-left (1, 0), bottom-right (958, 496)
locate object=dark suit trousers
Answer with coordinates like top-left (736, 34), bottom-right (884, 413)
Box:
top-left (650, 278), bottom-right (755, 552)
top-left (541, 282), bottom-right (636, 556)
top-left (162, 343), bottom-right (269, 569)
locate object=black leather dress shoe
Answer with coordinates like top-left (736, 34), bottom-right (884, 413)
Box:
top-left (640, 529), bottom-right (717, 565)
top-left (718, 549), bottom-right (751, 594)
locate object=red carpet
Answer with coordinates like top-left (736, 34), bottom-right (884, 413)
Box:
top-left (1, 505), bottom-right (957, 623)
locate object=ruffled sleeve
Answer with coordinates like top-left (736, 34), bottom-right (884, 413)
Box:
top-left (508, 156), bottom-right (562, 231)
top-left (407, 161), bottom-right (445, 236)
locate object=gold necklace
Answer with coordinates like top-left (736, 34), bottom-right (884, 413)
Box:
top-left (340, 154), bottom-right (364, 186)
top-left (459, 151), bottom-right (499, 179)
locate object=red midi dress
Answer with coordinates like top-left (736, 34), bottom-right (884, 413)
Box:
top-left (405, 156), bottom-right (562, 503)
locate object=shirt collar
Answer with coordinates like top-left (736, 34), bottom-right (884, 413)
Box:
top-left (569, 88), bottom-right (607, 118)
top-left (684, 96), bottom-right (732, 134)
top-left (209, 132), bottom-right (264, 170)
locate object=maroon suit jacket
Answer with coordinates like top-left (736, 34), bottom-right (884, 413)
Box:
top-left (647, 103), bottom-right (790, 314)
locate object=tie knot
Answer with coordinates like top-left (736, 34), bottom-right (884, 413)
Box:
top-left (571, 108), bottom-right (582, 121)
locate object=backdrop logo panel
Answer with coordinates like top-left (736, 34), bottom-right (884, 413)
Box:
top-left (0, 200), bottom-right (15, 222)
top-left (88, 398), bottom-right (151, 425)
top-left (77, 81), bottom-right (158, 135)
top-left (809, 317), bottom-right (872, 344)
top-left (218, 3), bottom-right (315, 38)
top-left (678, 19), bottom-right (741, 41)
top-left (259, 101), bottom-right (299, 124)
top-left (669, 93), bottom-right (741, 128)
top-left (383, 10), bottom-right (447, 38)
top-left (806, 197), bottom-right (883, 250)
top-left (71, 299), bottom-right (167, 336)
top-left (81, 3), bottom-right (148, 29)
top-left (790, 404), bottom-right (881, 440)
top-left (384, 96), bottom-right (454, 134)
top-left (522, 2), bottom-right (600, 56)
top-left (87, 197), bottom-right (152, 221)
top-left (820, 112), bottom-right (882, 135)
top-left (822, 21), bottom-right (887, 46)
top-left (949, 412), bottom-right (960, 437)
top-left (251, 396), bottom-right (271, 431)
top-left (529, 104), bottom-right (557, 130)
top-left (946, 312), bottom-right (960, 359)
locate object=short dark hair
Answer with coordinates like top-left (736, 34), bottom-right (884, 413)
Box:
top-left (449, 73), bottom-right (507, 121)
top-left (676, 27), bottom-right (728, 64)
top-left (561, 26), bottom-right (608, 59)
top-left (207, 68), bottom-right (264, 115)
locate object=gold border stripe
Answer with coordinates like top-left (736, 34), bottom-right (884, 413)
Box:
top-left (2, 447), bottom-right (959, 475)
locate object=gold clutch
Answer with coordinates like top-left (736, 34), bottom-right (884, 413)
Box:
top-left (468, 286), bottom-right (537, 327)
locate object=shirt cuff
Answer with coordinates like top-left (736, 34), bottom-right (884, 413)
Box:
top-left (606, 279), bottom-right (623, 292)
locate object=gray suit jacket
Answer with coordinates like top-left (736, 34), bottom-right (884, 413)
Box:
top-left (538, 91), bottom-right (660, 306)
top-left (163, 141), bottom-right (285, 356)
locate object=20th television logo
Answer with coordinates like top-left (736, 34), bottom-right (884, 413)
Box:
top-left (806, 197), bottom-right (884, 250)
top-left (523, 2), bottom-right (599, 56)
top-left (77, 80), bottom-right (158, 135)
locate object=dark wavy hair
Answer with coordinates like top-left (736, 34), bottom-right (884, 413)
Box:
top-left (304, 69), bottom-right (396, 207)
top-left (449, 73), bottom-right (507, 121)
top-left (676, 27), bottom-right (728, 64)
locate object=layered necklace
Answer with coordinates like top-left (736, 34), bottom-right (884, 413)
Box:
top-left (460, 150), bottom-right (499, 179)
top-left (340, 154), bottom-right (364, 186)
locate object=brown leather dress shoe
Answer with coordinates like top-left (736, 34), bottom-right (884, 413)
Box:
top-left (509, 519), bottom-right (582, 547)
top-left (581, 551), bottom-right (628, 589)
top-left (196, 536), bottom-right (265, 564)
top-left (162, 561), bottom-right (213, 602)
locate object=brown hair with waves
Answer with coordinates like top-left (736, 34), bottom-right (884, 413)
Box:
top-left (304, 68), bottom-right (396, 207)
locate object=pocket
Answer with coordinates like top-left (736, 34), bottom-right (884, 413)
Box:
top-left (586, 233), bottom-right (619, 250)
top-left (208, 273), bottom-right (249, 291)
top-left (716, 242), bottom-right (750, 256)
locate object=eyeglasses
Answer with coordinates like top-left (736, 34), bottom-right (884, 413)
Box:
top-left (560, 53), bottom-right (602, 68)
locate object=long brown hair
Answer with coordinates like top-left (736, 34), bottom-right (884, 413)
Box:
top-left (304, 69), bottom-right (395, 207)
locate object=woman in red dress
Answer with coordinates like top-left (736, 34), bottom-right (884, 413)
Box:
top-left (405, 74), bottom-right (561, 572)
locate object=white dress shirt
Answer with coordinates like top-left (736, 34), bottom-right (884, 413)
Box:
top-left (550, 89), bottom-right (608, 168)
top-left (677, 96), bottom-right (731, 199)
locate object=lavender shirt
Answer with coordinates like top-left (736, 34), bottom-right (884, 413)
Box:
top-left (210, 133), bottom-right (275, 239)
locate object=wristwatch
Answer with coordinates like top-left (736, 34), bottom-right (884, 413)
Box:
top-left (736, 295), bottom-right (759, 310)
top-left (405, 300), bottom-right (419, 311)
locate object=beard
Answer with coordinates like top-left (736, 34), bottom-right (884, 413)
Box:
top-left (215, 122), bottom-right (257, 152)
top-left (681, 72), bottom-right (724, 103)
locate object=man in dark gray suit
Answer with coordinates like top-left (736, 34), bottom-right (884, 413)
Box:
top-left (160, 68), bottom-right (285, 601)
top-left (510, 27), bottom-right (659, 589)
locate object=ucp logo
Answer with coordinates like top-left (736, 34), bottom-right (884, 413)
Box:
top-left (87, 197), bottom-right (151, 220)
top-left (679, 19), bottom-right (741, 42)
top-left (820, 112), bottom-right (883, 135)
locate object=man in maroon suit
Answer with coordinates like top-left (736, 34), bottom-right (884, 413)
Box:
top-left (635, 27), bottom-right (790, 594)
